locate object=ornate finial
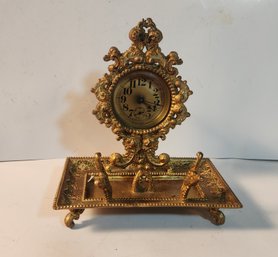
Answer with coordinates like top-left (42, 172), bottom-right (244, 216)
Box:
top-left (101, 18), bottom-right (184, 73)
top-left (129, 18), bottom-right (163, 50)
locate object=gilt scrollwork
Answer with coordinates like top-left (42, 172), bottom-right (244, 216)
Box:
top-left (92, 18), bottom-right (192, 174)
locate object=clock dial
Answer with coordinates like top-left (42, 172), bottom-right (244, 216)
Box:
top-left (112, 71), bottom-right (171, 129)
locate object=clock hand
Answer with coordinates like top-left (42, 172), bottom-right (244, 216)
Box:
top-left (135, 95), bottom-right (161, 107)
top-left (144, 99), bottom-right (161, 106)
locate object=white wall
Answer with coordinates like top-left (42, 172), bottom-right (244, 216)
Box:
top-left (0, 0), bottom-right (277, 161)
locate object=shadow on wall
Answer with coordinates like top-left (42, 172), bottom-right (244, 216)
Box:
top-left (58, 71), bottom-right (123, 157)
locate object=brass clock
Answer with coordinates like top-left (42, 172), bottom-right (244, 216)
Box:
top-left (53, 18), bottom-right (242, 228)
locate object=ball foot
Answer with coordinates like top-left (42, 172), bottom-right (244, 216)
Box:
top-left (208, 208), bottom-right (225, 225)
top-left (64, 209), bottom-right (85, 228)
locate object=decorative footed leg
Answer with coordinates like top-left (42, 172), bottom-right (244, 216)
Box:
top-left (208, 208), bottom-right (225, 225)
top-left (64, 209), bottom-right (85, 228)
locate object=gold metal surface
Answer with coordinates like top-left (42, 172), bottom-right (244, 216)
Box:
top-left (53, 155), bottom-right (242, 227)
top-left (53, 18), bottom-right (242, 228)
top-left (92, 18), bottom-right (192, 173)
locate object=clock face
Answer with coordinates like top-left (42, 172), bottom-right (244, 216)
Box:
top-left (112, 71), bottom-right (171, 129)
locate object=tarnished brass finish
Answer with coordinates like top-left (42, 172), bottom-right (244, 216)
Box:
top-left (53, 155), bottom-right (241, 227)
top-left (64, 209), bottom-right (84, 228)
top-left (92, 18), bottom-right (192, 172)
top-left (53, 18), bottom-right (242, 228)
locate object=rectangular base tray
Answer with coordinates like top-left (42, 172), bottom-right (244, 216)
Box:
top-left (53, 157), bottom-right (242, 210)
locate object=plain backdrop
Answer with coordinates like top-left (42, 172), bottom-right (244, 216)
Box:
top-left (0, 0), bottom-right (278, 161)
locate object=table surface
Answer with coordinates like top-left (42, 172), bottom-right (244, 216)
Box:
top-left (0, 158), bottom-right (277, 257)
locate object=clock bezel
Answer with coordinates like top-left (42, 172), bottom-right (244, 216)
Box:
top-left (111, 67), bottom-right (174, 132)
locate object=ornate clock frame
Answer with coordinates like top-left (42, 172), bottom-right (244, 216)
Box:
top-left (92, 18), bottom-right (191, 171)
top-left (53, 18), bottom-right (242, 228)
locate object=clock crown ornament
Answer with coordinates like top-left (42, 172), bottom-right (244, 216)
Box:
top-left (92, 18), bottom-right (192, 172)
